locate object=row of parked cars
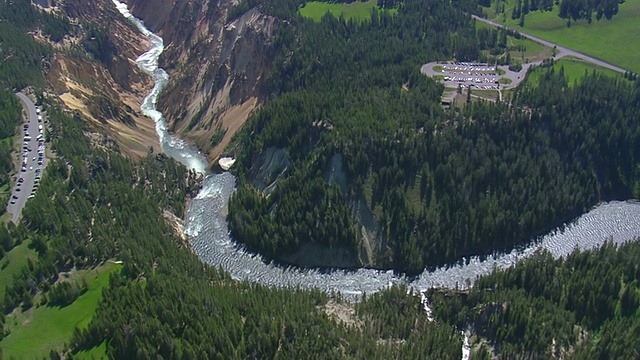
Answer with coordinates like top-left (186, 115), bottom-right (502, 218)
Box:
top-left (9, 168), bottom-right (41, 204)
top-left (10, 105), bottom-right (45, 205)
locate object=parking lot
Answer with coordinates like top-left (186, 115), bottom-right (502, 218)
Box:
top-left (5, 93), bottom-right (48, 223)
top-left (438, 62), bottom-right (501, 90)
top-left (421, 61), bottom-right (529, 91)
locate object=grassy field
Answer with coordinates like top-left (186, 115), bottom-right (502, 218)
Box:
top-left (526, 57), bottom-right (621, 86)
top-left (475, 19), bottom-right (551, 62)
top-left (0, 240), bottom-right (36, 300)
top-left (299, 0), bottom-right (397, 23)
top-left (471, 89), bottom-right (500, 102)
top-left (1, 263), bottom-right (121, 359)
top-left (484, 0), bottom-right (640, 73)
top-left (506, 35), bottom-right (548, 59)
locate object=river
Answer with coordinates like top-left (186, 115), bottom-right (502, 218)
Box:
top-left (113, 1), bottom-right (640, 298)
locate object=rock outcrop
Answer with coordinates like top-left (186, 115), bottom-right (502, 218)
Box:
top-left (44, 0), bottom-right (161, 158)
top-left (126, 0), bottom-right (277, 165)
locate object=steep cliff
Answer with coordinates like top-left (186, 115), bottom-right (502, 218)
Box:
top-left (126, 0), bottom-right (276, 164)
top-left (43, 0), bottom-right (160, 158)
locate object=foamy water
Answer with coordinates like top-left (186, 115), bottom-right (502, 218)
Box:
top-left (114, 0), bottom-right (640, 297)
top-left (115, 4), bottom-right (640, 357)
top-left (113, 0), bottom-right (207, 174)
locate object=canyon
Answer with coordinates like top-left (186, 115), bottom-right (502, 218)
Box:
top-left (40, 0), bottom-right (273, 164)
top-left (43, 0), bottom-right (160, 158)
top-left (126, 0), bottom-right (276, 164)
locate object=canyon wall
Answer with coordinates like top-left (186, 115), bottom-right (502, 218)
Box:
top-left (127, 0), bottom-right (277, 165)
top-left (46, 0), bottom-right (161, 158)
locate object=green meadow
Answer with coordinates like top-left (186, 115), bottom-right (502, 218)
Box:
top-left (0, 240), bottom-right (37, 299)
top-left (506, 34), bottom-right (548, 59)
top-left (299, 0), bottom-right (397, 23)
top-left (484, 0), bottom-right (640, 72)
top-left (1, 263), bottom-right (120, 359)
top-left (526, 57), bottom-right (621, 86)
top-left (475, 19), bottom-right (550, 62)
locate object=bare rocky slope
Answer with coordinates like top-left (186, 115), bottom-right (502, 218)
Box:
top-left (122, 0), bottom-right (380, 268)
top-left (44, 0), bottom-right (161, 158)
top-left (126, 0), bottom-right (277, 165)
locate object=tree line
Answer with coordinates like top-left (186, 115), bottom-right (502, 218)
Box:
top-left (490, 0), bottom-right (624, 26)
top-left (0, 90), bottom-right (22, 205)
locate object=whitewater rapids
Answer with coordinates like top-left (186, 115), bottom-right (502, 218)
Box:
top-left (113, 0), bottom-right (640, 297)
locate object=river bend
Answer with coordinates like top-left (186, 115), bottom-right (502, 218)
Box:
top-left (114, 1), bottom-right (640, 297)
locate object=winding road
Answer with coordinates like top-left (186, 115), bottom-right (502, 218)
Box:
top-left (471, 15), bottom-right (627, 73)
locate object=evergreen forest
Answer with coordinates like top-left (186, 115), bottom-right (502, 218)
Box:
top-left (229, 0), bottom-right (640, 273)
top-left (1, 89), bottom-right (464, 360)
top-left (428, 240), bottom-right (640, 358)
top-left (0, 0), bottom-right (639, 357)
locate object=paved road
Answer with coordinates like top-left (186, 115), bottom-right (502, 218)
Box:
top-left (471, 15), bottom-right (627, 74)
top-left (5, 93), bottom-right (48, 224)
top-left (423, 15), bottom-right (629, 92)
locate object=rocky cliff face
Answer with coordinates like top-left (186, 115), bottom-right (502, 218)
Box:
top-left (126, 0), bottom-right (276, 164)
top-left (44, 0), bottom-right (160, 158)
